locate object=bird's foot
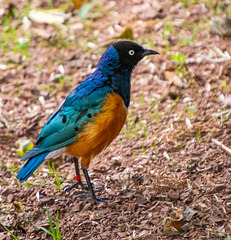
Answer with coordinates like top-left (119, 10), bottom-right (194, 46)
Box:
top-left (64, 180), bottom-right (104, 192)
top-left (74, 193), bottom-right (108, 203)
top-left (64, 180), bottom-right (88, 192)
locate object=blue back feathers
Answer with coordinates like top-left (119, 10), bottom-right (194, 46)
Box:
top-left (97, 45), bottom-right (120, 75)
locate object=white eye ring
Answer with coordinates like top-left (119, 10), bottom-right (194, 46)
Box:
top-left (129, 50), bottom-right (135, 56)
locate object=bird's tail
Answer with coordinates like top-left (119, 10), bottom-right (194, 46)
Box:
top-left (17, 152), bottom-right (49, 183)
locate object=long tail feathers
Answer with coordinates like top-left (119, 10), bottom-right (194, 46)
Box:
top-left (17, 152), bottom-right (49, 183)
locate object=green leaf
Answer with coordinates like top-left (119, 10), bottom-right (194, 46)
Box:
top-left (15, 139), bottom-right (34, 157)
top-left (16, 149), bottom-right (25, 158)
top-left (47, 161), bottom-right (54, 176)
top-left (171, 52), bottom-right (186, 70)
top-left (54, 172), bottom-right (61, 188)
top-left (79, 2), bottom-right (93, 19)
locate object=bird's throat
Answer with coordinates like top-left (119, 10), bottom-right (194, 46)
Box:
top-left (111, 69), bottom-right (131, 108)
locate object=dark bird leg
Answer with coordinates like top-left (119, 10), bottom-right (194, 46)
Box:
top-left (64, 157), bottom-right (88, 192)
top-left (81, 162), bottom-right (97, 201)
top-left (64, 158), bottom-right (106, 202)
top-left (75, 162), bottom-right (107, 203)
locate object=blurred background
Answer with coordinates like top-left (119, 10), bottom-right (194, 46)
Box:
top-left (0, 0), bottom-right (231, 239)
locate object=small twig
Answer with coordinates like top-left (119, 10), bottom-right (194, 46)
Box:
top-left (211, 110), bottom-right (231, 118)
top-left (0, 98), bottom-right (10, 128)
top-left (200, 55), bottom-right (230, 63)
top-left (214, 46), bottom-right (231, 58)
top-left (197, 166), bottom-right (212, 173)
top-left (212, 139), bottom-right (231, 155)
top-left (0, 112), bottom-right (10, 129)
top-left (200, 47), bottom-right (231, 63)
top-left (187, 179), bottom-right (192, 191)
top-left (145, 201), bottom-right (160, 212)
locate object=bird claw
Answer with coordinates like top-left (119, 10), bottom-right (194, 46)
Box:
top-left (95, 197), bottom-right (108, 204)
top-left (64, 181), bottom-right (88, 192)
top-left (74, 193), bottom-right (108, 204)
top-left (64, 181), bottom-right (103, 192)
top-left (92, 185), bottom-right (104, 191)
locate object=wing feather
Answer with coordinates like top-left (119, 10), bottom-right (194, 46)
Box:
top-left (21, 71), bottom-right (113, 161)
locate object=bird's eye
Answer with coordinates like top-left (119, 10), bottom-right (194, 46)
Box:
top-left (129, 50), bottom-right (135, 56)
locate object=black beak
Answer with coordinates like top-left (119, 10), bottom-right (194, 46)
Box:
top-left (142, 49), bottom-right (159, 57)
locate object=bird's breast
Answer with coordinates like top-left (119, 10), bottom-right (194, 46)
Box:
top-left (65, 92), bottom-right (128, 168)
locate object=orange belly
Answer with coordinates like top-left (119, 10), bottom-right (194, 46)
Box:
top-left (65, 92), bottom-right (128, 168)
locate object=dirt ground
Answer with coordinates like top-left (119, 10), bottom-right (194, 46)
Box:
top-left (0, 0), bottom-right (231, 239)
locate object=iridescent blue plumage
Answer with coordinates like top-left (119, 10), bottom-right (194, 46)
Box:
top-left (17, 41), bottom-right (159, 183)
top-left (20, 70), bottom-right (115, 162)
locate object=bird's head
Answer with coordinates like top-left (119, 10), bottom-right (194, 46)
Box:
top-left (113, 41), bottom-right (159, 68)
top-left (97, 41), bottom-right (159, 75)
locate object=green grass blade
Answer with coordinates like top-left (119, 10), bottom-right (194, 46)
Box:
top-left (56, 211), bottom-right (61, 240)
top-left (46, 205), bottom-right (56, 237)
top-left (1, 224), bottom-right (20, 240)
top-left (39, 227), bottom-right (54, 237)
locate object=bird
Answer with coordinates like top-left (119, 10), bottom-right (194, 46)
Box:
top-left (17, 41), bottom-right (159, 202)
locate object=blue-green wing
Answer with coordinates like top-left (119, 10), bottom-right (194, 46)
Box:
top-left (21, 71), bottom-right (113, 161)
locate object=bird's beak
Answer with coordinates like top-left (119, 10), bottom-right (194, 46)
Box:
top-left (142, 49), bottom-right (159, 57)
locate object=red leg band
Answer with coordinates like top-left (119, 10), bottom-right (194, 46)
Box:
top-left (75, 175), bottom-right (81, 181)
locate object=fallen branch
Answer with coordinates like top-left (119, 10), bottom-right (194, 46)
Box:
top-left (212, 139), bottom-right (231, 155)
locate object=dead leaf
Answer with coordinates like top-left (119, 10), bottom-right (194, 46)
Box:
top-left (12, 201), bottom-right (24, 215)
top-left (29, 9), bottom-right (71, 25)
top-left (71, 0), bottom-right (91, 10)
top-left (182, 207), bottom-right (197, 221)
top-left (163, 207), bottom-right (196, 236)
top-left (118, 27), bottom-right (133, 40)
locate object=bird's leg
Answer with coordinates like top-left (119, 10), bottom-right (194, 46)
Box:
top-left (75, 163), bottom-right (107, 203)
top-left (64, 158), bottom-right (88, 191)
top-left (81, 163), bottom-right (97, 200)
top-left (74, 157), bottom-right (86, 189)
